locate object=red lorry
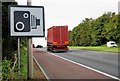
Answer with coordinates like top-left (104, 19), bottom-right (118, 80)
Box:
top-left (47, 26), bottom-right (69, 52)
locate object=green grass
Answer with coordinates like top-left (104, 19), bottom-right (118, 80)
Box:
top-left (19, 46), bottom-right (27, 79)
top-left (2, 46), bottom-right (35, 80)
top-left (8, 46), bottom-right (28, 79)
top-left (68, 46), bottom-right (119, 53)
top-left (0, 65), bottom-right (1, 79)
top-left (8, 46), bottom-right (37, 79)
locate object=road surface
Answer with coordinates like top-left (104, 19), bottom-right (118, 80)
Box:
top-left (33, 48), bottom-right (119, 80)
top-left (53, 48), bottom-right (118, 78)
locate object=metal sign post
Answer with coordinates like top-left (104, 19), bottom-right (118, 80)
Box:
top-left (18, 38), bottom-right (20, 70)
top-left (27, 0), bottom-right (33, 79)
top-left (27, 37), bottom-right (33, 79)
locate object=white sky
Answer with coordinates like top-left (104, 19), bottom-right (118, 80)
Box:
top-left (15, 0), bottom-right (120, 47)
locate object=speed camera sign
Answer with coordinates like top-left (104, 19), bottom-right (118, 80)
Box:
top-left (9, 5), bottom-right (45, 37)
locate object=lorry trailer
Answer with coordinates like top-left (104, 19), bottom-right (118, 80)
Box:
top-left (47, 26), bottom-right (69, 52)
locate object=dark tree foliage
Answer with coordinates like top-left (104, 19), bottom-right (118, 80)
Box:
top-left (70, 12), bottom-right (120, 46)
top-left (2, 2), bottom-right (28, 60)
top-left (68, 30), bottom-right (72, 45)
top-left (2, 2), bottom-right (21, 61)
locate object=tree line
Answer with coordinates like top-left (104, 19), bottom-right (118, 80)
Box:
top-left (69, 12), bottom-right (120, 46)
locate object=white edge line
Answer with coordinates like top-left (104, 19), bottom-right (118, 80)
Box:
top-left (33, 56), bottom-right (50, 80)
top-left (49, 52), bottom-right (120, 80)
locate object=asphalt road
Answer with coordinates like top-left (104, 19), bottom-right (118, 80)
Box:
top-left (40, 48), bottom-right (119, 78)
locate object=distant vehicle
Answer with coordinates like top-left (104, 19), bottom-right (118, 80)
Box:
top-left (36, 45), bottom-right (43, 48)
top-left (33, 44), bottom-right (35, 48)
top-left (107, 41), bottom-right (117, 47)
top-left (47, 26), bottom-right (69, 52)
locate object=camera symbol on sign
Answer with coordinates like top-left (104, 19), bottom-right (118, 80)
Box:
top-left (14, 11), bottom-right (40, 32)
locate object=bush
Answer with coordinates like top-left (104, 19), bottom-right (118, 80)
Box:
top-left (2, 57), bottom-right (12, 80)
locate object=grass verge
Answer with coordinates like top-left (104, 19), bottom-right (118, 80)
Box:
top-left (8, 47), bottom-right (47, 80)
top-left (8, 46), bottom-right (28, 79)
top-left (68, 46), bottom-right (119, 53)
top-left (33, 59), bottom-right (46, 79)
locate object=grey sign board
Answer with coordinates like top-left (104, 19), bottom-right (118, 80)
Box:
top-left (9, 5), bottom-right (45, 37)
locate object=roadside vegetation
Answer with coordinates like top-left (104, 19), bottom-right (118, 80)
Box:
top-left (2, 43), bottom-right (28, 80)
top-left (68, 46), bottom-right (118, 53)
top-left (69, 12), bottom-right (120, 46)
top-left (6, 46), bottom-right (27, 79)
top-left (69, 12), bottom-right (120, 53)
top-left (2, 2), bottom-right (18, 80)
top-left (2, 2), bottom-right (31, 80)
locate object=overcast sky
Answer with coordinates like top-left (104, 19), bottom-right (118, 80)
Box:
top-left (15, 0), bottom-right (120, 47)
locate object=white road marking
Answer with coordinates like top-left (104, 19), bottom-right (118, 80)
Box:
top-left (33, 56), bottom-right (50, 80)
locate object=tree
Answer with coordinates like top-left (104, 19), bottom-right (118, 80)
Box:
top-left (70, 12), bottom-right (120, 46)
top-left (2, 2), bottom-right (18, 60)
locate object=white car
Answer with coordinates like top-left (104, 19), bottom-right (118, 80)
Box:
top-left (107, 41), bottom-right (117, 47)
